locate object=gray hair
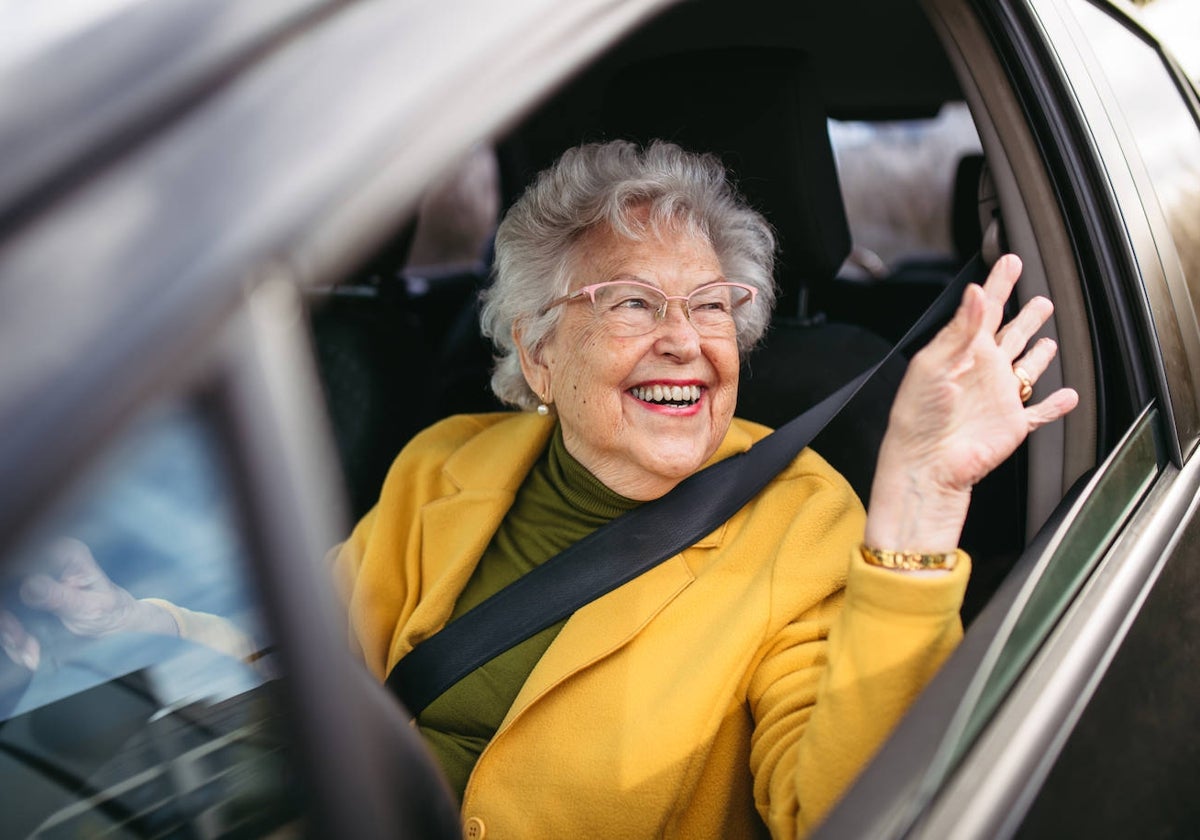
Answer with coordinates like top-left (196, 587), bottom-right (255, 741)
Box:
top-left (479, 139), bottom-right (777, 410)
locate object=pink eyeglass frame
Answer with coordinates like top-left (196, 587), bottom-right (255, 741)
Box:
top-left (539, 279), bottom-right (758, 323)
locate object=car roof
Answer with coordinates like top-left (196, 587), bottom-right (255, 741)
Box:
top-left (0, 0), bottom-right (674, 546)
top-left (0, 0), bottom-right (339, 228)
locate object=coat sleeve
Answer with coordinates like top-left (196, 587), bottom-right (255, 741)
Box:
top-left (141, 598), bottom-right (259, 661)
top-left (746, 479), bottom-right (969, 839)
top-left (326, 414), bottom-right (494, 678)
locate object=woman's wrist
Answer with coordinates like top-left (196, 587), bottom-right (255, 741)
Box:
top-left (859, 544), bottom-right (959, 572)
top-left (864, 460), bottom-right (971, 554)
top-left (133, 599), bottom-right (181, 636)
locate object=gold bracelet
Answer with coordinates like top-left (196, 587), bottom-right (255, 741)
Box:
top-left (859, 544), bottom-right (958, 572)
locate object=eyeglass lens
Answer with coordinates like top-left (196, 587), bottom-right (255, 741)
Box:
top-left (590, 283), bottom-right (751, 336)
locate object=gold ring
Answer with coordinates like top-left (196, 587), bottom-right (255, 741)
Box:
top-left (1013, 365), bottom-right (1034, 403)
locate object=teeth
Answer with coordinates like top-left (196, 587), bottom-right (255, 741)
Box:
top-left (632, 384), bottom-right (702, 405)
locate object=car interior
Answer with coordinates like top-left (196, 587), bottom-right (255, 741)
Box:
top-left (5, 1), bottom-right (1180, 835)
top-left (308, 0), bottom-right (1103, 626)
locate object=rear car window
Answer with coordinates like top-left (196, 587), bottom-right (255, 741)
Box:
top-left (829, 102), bottom-right (982, 276)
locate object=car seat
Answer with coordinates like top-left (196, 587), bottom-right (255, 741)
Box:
top-left (309, 221), bottom-right (447, 518)
top-left (813, 150), bottom-right (988, 343)
top-left (578, 47), bottom-right (905, 502)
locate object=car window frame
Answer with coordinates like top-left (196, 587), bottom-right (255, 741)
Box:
top-left (1054, 0), bottom-right (1200, 464)
top-left (0, 1), bottom-right (684, 835)
top-left (1031, 0), bottom-right (1200, 465)
top-left (813, 406), bottom-right (1167, 839)
top-left (815, 0), bottom-right (1188, 835)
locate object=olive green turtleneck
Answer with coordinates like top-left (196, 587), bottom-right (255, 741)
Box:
top-left (416, 425), bottom-right (639, 801)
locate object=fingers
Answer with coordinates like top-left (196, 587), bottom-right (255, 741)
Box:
top-left (0, 610), bottom-right (40, 671)
top-left (997, 295), bottom-right (1054, 360)
top-left (1012, 336), bottom-right (1059, 383)
top-left (1026, 387), bottom-right (1080, 429)
top-left (980, 253), bottom-right (1023, 334)
top-left (932, 281), bottom-right (986, 369)
top-left (20, 538), bottom-right (107, 617)
top-left (941, 253), bottom-right (1023, 357)
top-left (45, 537), bottom-right (103, 586)
top-left (20, 573), bottom-right (77, 613)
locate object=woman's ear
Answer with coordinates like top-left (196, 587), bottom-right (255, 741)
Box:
top-left (514, 323), bottom-right (552, 404)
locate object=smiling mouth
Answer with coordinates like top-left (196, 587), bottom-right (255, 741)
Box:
top-left (630, 384), bottom-right (702, 407)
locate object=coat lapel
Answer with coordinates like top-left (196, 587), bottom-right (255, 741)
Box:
top-left (404, 414), bottom-right (556, 648)
top-left (420, 414), bottom-right (766, 725)
top-left (502, 551), bottom-right (697, 726)
top-left (498, 424), bottom-right (756, 726)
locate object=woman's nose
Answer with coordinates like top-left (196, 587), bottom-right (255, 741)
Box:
top-left (657, 299), bottom-right (699, 332)
top-left (652, 301), bottom-right (702, 355)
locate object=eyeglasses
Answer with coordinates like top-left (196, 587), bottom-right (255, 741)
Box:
top-left (539, 279), bottom-right (757, 338)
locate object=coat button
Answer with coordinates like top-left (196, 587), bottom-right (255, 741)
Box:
top-left (464, 816), bottom-right (486, 839)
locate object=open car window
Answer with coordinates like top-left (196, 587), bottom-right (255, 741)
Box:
top-left (0, 398), bottom-right (300, 837)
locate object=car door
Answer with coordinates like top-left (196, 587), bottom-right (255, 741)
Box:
top-left (814, 0), bottom-right (1200, 837)
top-left (0, 0), bottom-right (677, 836)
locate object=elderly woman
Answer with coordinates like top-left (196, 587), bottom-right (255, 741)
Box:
top-left (332, 139), bottom-right (1077, 836)
top-left (4, 140), bottom-right (1076, 838)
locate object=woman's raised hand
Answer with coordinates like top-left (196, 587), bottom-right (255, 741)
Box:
top-left (0, 537), bottom-right (177, 670)
top-left (864, 254), bottom-right (1080, 553)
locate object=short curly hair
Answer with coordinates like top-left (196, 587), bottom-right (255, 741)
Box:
top-left (479, 139), bottom-right (777, 409)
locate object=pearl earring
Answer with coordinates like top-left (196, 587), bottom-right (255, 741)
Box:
top-left (536, 392), bottom-right (551, 416)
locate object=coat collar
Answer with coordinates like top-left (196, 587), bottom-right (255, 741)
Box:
top-left (409, 414), bottom-right (557, 648)
top-left (442, 411), bottom-right (557, 493)
top-left (438, 410), bottom-right (767, 494)
top-left (417, 411), bottom-right (755, 590)
top-left (427, 411), bottom-right (766, 558)
top-left (425, 412), bottom-right (770, 730)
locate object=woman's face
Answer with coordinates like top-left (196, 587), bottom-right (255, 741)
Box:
top-left (518, 222), bottom-right (741, 500)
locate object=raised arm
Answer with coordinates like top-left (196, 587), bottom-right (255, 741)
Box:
top-left (1, 537), bottom-right (254, 668)
top-left (755, 255), bottom-right (1078, 837)
top-left (865, 253), bottom-right (1078, 553)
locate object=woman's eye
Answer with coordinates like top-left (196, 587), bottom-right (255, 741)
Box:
top-left (690, 295), bottom-right (731, 312)
top-left (613, 296), bottom-right (653, 310)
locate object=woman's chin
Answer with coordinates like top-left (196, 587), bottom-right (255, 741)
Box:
top-left (636, 448), bottom-right (712, 484)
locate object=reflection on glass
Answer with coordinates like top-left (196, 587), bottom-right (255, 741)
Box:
top-left (0, 401), bottom-right (300, 837)
top-left (1071, 0), bottom-right (1200, 303)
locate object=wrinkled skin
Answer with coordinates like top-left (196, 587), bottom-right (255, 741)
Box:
top-left (517, 223), bottom-right (741, 500)
top-left (1, 537), bottom-right (176, 670)
top-left (865, 253), bottom-right (1078, 551)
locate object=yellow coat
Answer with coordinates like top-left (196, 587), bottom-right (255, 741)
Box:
top-left (333, 412), bottom-right (968, 839)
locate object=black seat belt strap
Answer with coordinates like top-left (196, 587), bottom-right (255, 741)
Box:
top-left (388, 256), bottom-right (985, 716)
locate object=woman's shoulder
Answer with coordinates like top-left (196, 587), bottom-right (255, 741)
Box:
top-left (406, 412), bottom-right (521, 450)
top-left (406, 409), bottom-right (547, 449)
top-left (726, 416), bottom-right (857, 496)
top-left (382, 411), bottom-right (554, 488)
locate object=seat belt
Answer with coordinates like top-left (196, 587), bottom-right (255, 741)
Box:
top-left (388, 256), bottom-right (985, 716)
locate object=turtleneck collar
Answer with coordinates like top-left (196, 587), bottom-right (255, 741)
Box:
top-left (544, 425), bottom-right (640, 521)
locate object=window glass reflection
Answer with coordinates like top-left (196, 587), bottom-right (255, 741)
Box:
top-left (0, 400), bottom-right (299, 837)
top-left (1070, 0), bottom-right (1200, 304)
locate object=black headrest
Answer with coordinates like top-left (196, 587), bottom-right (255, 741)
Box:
top-left (951, 152), bottom-right (986, 261)
top-left (600, 48), bottom-right (851, 318)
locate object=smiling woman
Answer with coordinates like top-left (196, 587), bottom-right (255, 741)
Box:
top-left (320, 138), bottom-right (1078, 836)
top-left (2, 137), bottom-right (1076, 839)
top-left (517, 220), bottom-right (746, 499)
